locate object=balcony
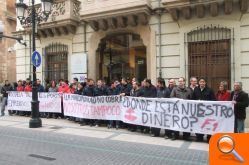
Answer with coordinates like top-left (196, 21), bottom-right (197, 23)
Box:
top-left (162, 0), bottom-right (249, 21)
top-left (20, 0), bottom-right (81, 38)
top-left (80, 0), bottom-right (152, 31)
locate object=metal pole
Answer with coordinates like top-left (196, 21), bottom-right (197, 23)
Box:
top-left (158, 0), bottom-right (162, 78)
top-left (29, 0), bottom-right (42, 128)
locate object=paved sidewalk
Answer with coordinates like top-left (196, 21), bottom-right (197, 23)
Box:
top-left (0, 114), bottom-right (209, 152)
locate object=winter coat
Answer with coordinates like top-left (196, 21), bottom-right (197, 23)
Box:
top-left (83, 85), bottom-right (95, 97)
top-left (1, 84), bottom-right (13, 97)
top-left (157, 87), bottom-right (170, 98)
top-left (216, 90), bottom-right (231, 101)
top-left (94, 86), bottom-right (107, 96)
top-left (192, 86), bottom-right (216, 101)
top-left (231, 90), bottom-right (249, 120)
top-left (141, 85), bottom-right (157, 98)
top-left (170, 86), bottom-right (192, 99)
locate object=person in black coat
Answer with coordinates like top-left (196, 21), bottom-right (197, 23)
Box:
top-left (107, 81), bottom-right (120, 129)
top-left (1, 80), bottom-right (13, 116)
top-left (94, 79), bottom-right (107, 127)
top-left (82, 79), bottom-right (95, 126)
top-left (83, 79), bottom-right (95, 96)
top-left (231, 81), bottom-right (249, 133)
top-left (151, 78), bottom-right (170, 137)
top-left (120, 78), bottom-right (132, 96)
top-left (128, 81), bottom-right (144, 132)
top-left (192, 77), bottom-right (216, 142)
top-left (94, 79), bottom-right (107, 96)
top-left (140, 78), bottom-right (157, 134)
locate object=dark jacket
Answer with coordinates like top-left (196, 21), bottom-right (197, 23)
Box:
top-left (231, 90), bottom-right (249, 120)
top-left (83, 85), bottom-right (95, 97)
top-left (74, 88), bottom-right (84, 95)
top-left (157, 87), bottom-right (170, 98)
top-left (94, 86), bottom-right (107, 96)
top-left (141, 85), bottom-right (157, 98)
top-left (1, 84), bottom-right (13, 97)
top-left (120, 83), bottom-right (132, 96)
top-left (170, 86), bottom-right (192, 99)
top-left (192, 86), bottom-right (216, 101)
top-left (37, 84), bottom-right (45, 92)
top-left (107, 87), bottom-right (119, 96)
top-left (130, 88), bottom-right (144, 97)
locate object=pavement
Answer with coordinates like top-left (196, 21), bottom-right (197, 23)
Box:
top-left (0, 112), bottom-right (209, 165)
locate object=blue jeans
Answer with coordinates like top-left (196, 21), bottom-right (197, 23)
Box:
top-left (1, 97), bottom-right (7, 116)
top-left (236, 119), bottom-right (245, 133)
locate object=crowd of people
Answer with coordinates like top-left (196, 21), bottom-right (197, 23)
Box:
top-left (1, 76), bottom-right (248, 143)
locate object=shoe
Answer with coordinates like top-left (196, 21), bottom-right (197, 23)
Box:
top-left (171, 135), bottom-right (177, 141)
top-left (196, 138), bottom-right (203, 142)
top-left (95, 125), bottom-right (99, 127)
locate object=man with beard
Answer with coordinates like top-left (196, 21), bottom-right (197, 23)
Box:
top-left (140, 78), bottom-right (157, 134)
top-left (129, 81), bottom-right (144, 132)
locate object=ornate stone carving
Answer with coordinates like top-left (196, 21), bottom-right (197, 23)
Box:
top-left (73, 1), bottom-right (80, 17)
top-left (51, 1), bottom-right (66, 17)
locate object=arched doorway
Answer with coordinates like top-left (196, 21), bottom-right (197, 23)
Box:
top-left (96, 33), bottom-right (147, 83)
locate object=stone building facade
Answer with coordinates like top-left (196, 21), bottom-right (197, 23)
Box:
top-left (15, 0), bottom-right (249, 92)
top-left (0, 0), bottom-right (17, 83)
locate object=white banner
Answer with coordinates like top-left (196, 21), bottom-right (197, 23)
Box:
top-left (7, 92), bottom-right (61, 113)
top-left (63, 94), bottom-right (122, 120)
top-left (63, 94), bottom-right (234, 135)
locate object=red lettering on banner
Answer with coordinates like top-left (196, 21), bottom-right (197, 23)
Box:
top-left (201, 118), bottom-right (218, 131)
top-left (125, 108), bottom-right (137, 121)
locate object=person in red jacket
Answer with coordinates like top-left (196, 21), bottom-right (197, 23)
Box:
top-left (216, 81), bottom-right (231, 101)
top-left (23, 79), bottom-right (32, 116)
top-left (15, 80), bottom-right (25, 115)
top-left (58, 81), bottom-right (70, 93)
top-left (16, 80), bottom-right (24, 91)
top-left (24, 79), bottom-right (32, 92)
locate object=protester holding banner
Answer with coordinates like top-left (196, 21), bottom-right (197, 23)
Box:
top-left (141, 78), bottom-right (157, 134)
top-left (151, 78), bottom-right (170, 137)
top-left (48, 81), bottom-right (59, 119)
top-left (83, 79), bottom-right (95, 126)
top-left (15, 80), bottom-right (24, 115)
top-left (188, 77), bottom-right (198, 92)
top-left (192, 77), bottom-right (216, 142)
top-left (216, 81), bottom-right (231, 101)
top-left (107, 81), bottom-right (120, 129)
top-left (231, 81), bottom-right (249, 133)
top-left (128, 81), bottom-right (143, 132)
top-left (170, 77), bottom-right (192, 141)
top-left (168, 78), bottom-right (176, 94)
top-left (24, 79), bottom-right (32, 92)
top-left (120, 78), bottom-right (132, 96)
top-left (1, 80), bottom-right (13, 116)
top-left (94, 79), bottom-right (108, 127)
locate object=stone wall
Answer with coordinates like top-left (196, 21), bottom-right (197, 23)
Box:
top-left (0, 0), bottom-right (17, 83)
